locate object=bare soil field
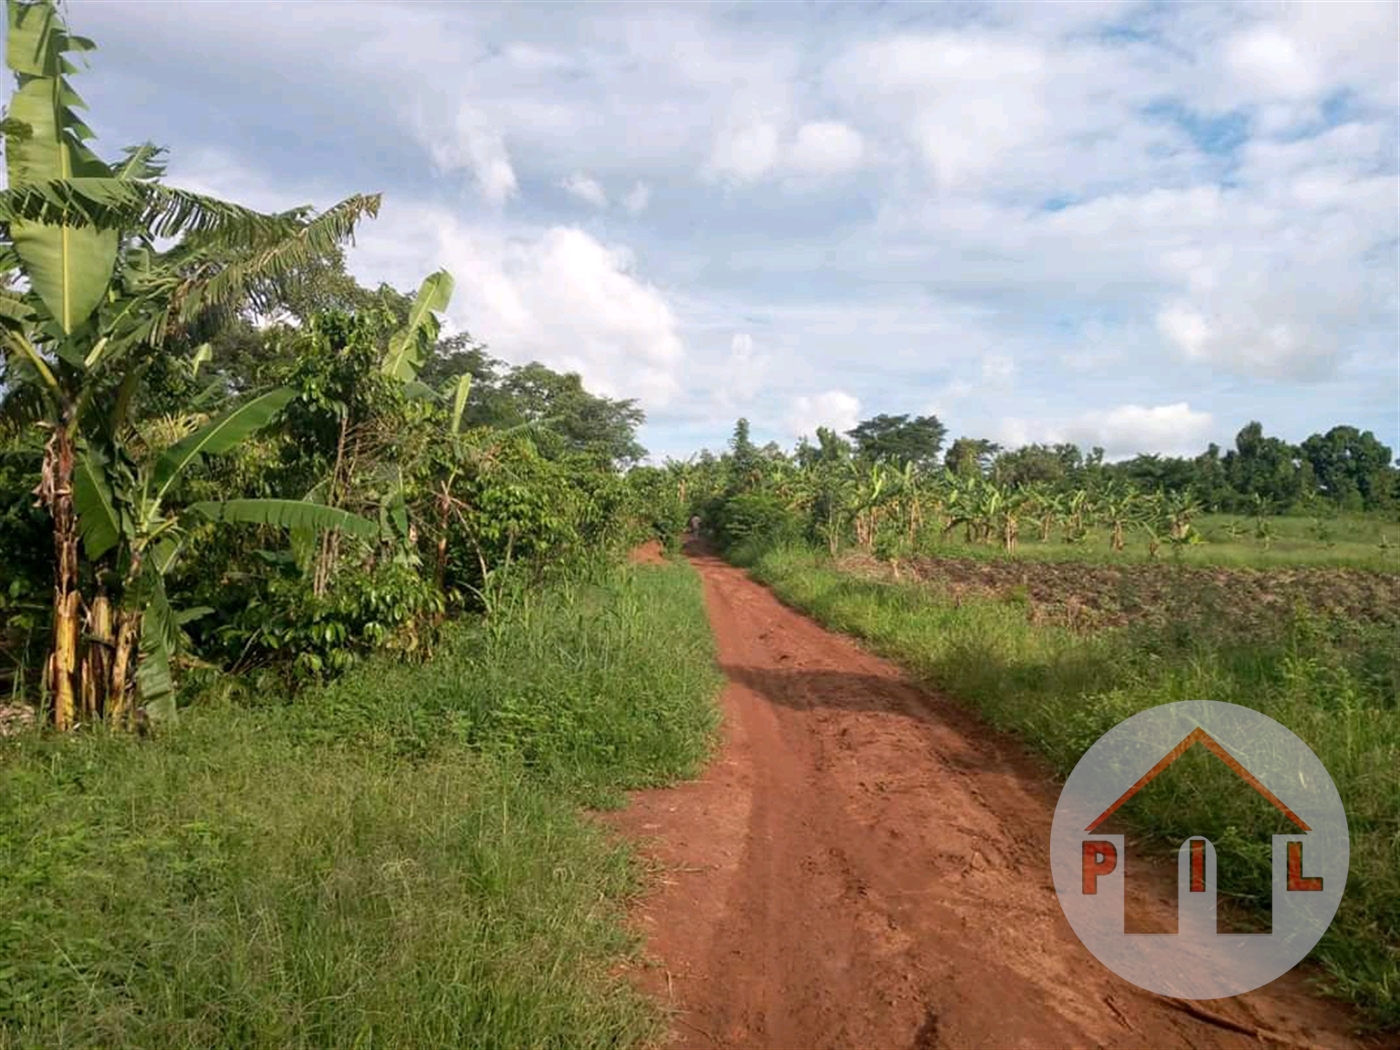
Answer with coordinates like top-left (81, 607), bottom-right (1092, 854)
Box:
top-left (605, 542), bottom-right (1378, 1050)
top-left (836, 552), bottom-right (1400, 633)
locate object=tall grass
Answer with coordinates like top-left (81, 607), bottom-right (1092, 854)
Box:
top-left (0, 561), bottom-right (722, 1049)
top-left (738, 541), bottom-right (1400, 1031)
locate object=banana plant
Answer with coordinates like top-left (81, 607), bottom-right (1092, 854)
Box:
top-left (381, 269), bottom-right (453, 390)
top-left (993, 485), bottom-right (1033, 553)
top-left (1095, 481), bottom-right (1141, 552)
top-left (304, 269), bottom-right (456, 595)
top-left (1163, 489), bottom-right (1201, 543)
top-left (71, 387), bottom-right (378, 723)
top-left (1062, 488), bottom-right (1091, 543)
top-left (1023, 483), bottom-right (1059, 543)
top-left (0, 0), bottom-right (381, 727)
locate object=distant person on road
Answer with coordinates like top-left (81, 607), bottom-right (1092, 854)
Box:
top-left (689, 514), bottom-right (701, 537)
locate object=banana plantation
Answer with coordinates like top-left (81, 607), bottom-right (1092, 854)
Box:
top-left (676, 419), bottom-right (1294, 564)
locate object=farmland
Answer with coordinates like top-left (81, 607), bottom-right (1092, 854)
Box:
top-left (2, 0), bottom-right (1398, 1046)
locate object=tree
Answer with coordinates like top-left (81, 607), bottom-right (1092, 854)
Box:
top-left (1191, 443), bottom-right (1232, 512)
top-left (485, 362), bottom-right (645, 468)
top-left (1108, 453), bottom-right (1198, 494)
top-left (1300, 426), bottom-right (1396, 512)
top-left (727, 417), bottom-right (761, 493)
top-left (846, 413), bottom-right (946, 471)
top-left (992, 443), bottom-right (1068, 487)
top-left (945, 437), bottom-right (999, 479)
top-left (1223, 422), bottom-right (1312, 510)
top-left (0, 0), bottom-right (380, 727)
top-left (795, 425), bottom-right (852, 470)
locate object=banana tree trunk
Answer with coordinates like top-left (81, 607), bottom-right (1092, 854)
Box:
top-left (39, 426), bottom-right (81, 730)
top-left (80, 594), bottom-right (112, 724)
top-left (105, 608), bottom-right (141, 730)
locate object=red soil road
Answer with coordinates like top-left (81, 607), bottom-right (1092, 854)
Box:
top-left (607, 543), bottom-right (1376, 1050)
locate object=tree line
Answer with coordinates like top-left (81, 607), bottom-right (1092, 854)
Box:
top-left (666, 412), bottom-right (1397, 562)
top-left (706, 411), bottom-right (1396, 517)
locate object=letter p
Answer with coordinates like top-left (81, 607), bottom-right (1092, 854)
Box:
top-left (1082, 840), bottom-right (1118, 894)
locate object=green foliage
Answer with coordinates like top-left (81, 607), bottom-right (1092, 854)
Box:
top-left (714, 491), bottom-right (801, 553)
top-left (624, 464), bottom-right (687, 551)
top-left (0, 447), bottom-right (47, 591)
top-left (846, 412), bottom-right (946, 471)
top-left (210, 561), bottom-right (445, 686)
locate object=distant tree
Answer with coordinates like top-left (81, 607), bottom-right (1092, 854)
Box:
top-left (1191, 443), bottom-right (1233, 511)
top-left (728, 418), bottom-right (762, 493)
top-left (992, 443), bottom-right (1068, 486)
top-left (493, 362), bottom-right (646, 468)
top-left (796, 426), bottom-right (853, 469)
top-left (846, 413), bottom-right (946, 471)
top-left (1300, 426), bottom-right (1396, 511)
top-left (1108, 453), bottom-right (1198, 494)
top-left (945, 437), bottom-right (1000, 479)
top-left (1223, 422), bottom-right (1313, 510)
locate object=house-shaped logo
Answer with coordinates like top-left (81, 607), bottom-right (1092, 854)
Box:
top-left (1050, 701), bottom-right (1348, 1000)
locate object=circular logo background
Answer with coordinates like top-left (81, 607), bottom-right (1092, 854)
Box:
top-left (1050, 700), bottom-right (1348, 999)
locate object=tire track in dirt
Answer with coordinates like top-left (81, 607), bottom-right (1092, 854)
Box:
top-left (607, 542), bottom-right (1375, 1050)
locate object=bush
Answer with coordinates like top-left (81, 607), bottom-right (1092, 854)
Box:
top-left (713, 492), bottom-right (802, 553)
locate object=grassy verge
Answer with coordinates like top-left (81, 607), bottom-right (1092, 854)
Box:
top-left (0, 560), bottom-right (722, 1049)
top-left (736, 541), bottom-right (1399, 1032)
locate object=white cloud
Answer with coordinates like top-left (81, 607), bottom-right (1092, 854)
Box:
top-left (723, 333), bottom-right (769, 404)
top-left (784, 390), bottom-right (862, 439)
top-left (421, 105), bottom-right (519, 206)
top-left (623, 182), bottom-right (651, 214)
top-left (560, 171), bottom-right (608, 208)
top-left (788, 121), bottom-right (865, 175)
top-left (346, 206), bottom-right (687, 408)
top-left (999, 403), bottom-right (1216, 459)
top-left (1068, 403), bottom-right (1215, 458)
top-left (709, 115), bottom-right (782, 182)
top-left (1226, 26), bottom-right (1323, 100)
top-left (70, 0), bottom-right (1398, 458)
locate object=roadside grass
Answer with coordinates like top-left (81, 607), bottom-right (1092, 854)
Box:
top-left (918, 512), bottom-right (1400, 572)
top-left (736, 540), bottom-right (1400, 1032)
top-left (0, 561), bottom-right (722, 1049)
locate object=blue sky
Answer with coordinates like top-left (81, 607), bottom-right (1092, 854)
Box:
top-left (62, 0), bottom-right (1399, 464)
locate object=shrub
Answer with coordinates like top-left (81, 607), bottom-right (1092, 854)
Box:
top-left (714, 493), bottom-right (802, 552)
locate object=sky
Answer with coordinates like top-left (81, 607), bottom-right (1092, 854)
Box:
top-left (60, 0), bottom-right (1400, 465)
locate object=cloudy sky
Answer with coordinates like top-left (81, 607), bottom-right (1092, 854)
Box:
top-left (64, 0), bottom-right (1399, 463)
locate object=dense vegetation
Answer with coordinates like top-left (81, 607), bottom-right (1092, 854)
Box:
top-left (678, 415), bottom-right (1398, 570)
top-left (0, 1), bottom-right (693, 722)
top-left (0, 5), bottom-right (714, 1046)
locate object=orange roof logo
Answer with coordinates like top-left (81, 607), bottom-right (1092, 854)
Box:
top-left (1084, 725), bottom-right (1311, 834)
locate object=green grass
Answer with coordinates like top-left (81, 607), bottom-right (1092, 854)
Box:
top-left (736, 541), bottom-right (1400, 1032)
top-left (919, 512), bottom-right (1400, 571)
top-left (0, 561), bottom-right (723, 1049)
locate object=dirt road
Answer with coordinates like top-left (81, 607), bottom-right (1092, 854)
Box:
top-left (608, 544), bottom-right (1373, 1050)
